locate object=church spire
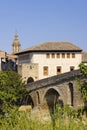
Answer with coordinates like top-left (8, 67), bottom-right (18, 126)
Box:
top-left (12, 33), bottom-right (21, 53)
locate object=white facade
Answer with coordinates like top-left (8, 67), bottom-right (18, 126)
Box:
top-left (33, 52), bottom-right (81, 79)
top-left (18, 51), bottom-right (82, 81)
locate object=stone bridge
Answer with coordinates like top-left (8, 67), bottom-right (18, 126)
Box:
top-left (23, 70), bottom-right (83, 110)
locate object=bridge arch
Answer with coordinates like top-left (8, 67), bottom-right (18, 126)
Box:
top-left (43, 88), bottom-right (63, 113)
top-left (22, 94), bottom-right (34, 108)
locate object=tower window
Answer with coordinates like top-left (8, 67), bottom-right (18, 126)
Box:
top-left (62, 53), bottom-right (65, 58)
top-left (56, 53), bottom-right (60, 58)
top-left (51, 53), bottom-right (55, 58)
top-left (67, 53), bottom-right (70, 58)
top-left (72, 53), bottom-right (75, 58)
top-left (46, 53), bottom-right (50, 58)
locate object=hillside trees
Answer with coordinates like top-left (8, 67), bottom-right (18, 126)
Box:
top-left (0, 70), bottom-right (27, 116)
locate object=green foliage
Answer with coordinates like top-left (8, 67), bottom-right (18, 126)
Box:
top-left (0, 106), bottom-right (87, 130)
top-left (77, 78), bottom-right (87, 101)
top-left (79, 63), bottom-right (87, 76)
top-left (77, 63), bottom-right (87, 101)
top-left (53, 105), bottom-right (80, 119)
top-left (51, 105), bottom-right (87, 130)
top-left (0, 70), bottom-right (27, 116)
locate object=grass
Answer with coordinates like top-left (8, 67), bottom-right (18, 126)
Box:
top-left (0, 106), bottom-right (87, 130)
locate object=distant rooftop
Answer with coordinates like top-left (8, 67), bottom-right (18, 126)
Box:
top-left (15, 42), bottom-right (82, 55)
top-left (0, 50), bottom-right (17, 59)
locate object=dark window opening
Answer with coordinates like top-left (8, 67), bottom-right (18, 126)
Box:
top-left (57, 66), bottom-right (61, 75)
top-left (70, 66), bottom-right (74, 71)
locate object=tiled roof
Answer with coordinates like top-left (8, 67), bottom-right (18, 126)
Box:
top-left (15, 42), bottom-right (82, 54)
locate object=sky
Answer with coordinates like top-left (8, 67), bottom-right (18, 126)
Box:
top-left (0, 0), bottom-right (87, 53)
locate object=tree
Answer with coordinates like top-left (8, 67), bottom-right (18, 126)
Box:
top-left (78, 63), bottom-right (87, 101)
top-left (0, 70), bottom-right (27, 116)
top-left (79, 63), bottom-right (87, 76)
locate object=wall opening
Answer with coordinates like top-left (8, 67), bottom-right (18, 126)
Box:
top-left (69, 83), bottom-right (74, 106)
top-left (36, 91), bottom-right (40, 104)
top-left (21, 94), bottom-right (34, 108)
top-left (44, 88), bottom-right (63, 113)
top-left (27, 77), bottom-right (34, 84)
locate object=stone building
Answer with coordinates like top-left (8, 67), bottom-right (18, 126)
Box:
top-left (15, 42), bottom-right (83, 83)
top-left (0, 50), bottom-right (18, 71)
top-left (0, 33), bottom-right (20, 72)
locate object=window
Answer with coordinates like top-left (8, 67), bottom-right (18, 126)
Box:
top-left (67, 53), bottom-right (70, 58)
top-left (56, 66), bottom-right (61, 75)
top-left (62, 53), bottom-right (65, 58)
top-left (46, 53), bottom-right (50, 58)
top-left (51, 53), bottom-right (55, 58)
top-left (56, 53), bottom-right (60, 58)
top-left (72, 53), bottom-right (75, 58)
top-left (43, 66), bottom-right (48, 76)
top-left (70, 66), bottom-right (74, 71)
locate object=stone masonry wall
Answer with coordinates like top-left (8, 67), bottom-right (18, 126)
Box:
top-left (18, 63), bottom-right (39, 82)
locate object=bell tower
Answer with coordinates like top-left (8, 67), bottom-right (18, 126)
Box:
top-left (12, 33), bottom-right (21, 53)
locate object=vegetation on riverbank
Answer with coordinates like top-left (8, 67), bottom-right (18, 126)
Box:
top-left (0, 105), bottom-right (87, 130)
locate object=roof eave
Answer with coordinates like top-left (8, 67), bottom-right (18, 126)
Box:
top-left (15, 49), bottom-right (82, 55)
